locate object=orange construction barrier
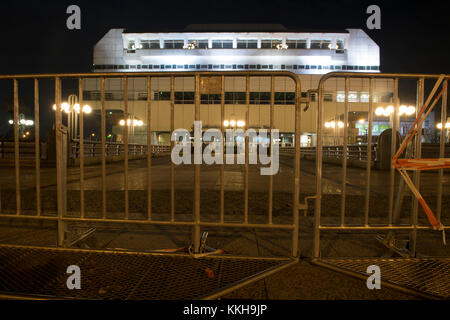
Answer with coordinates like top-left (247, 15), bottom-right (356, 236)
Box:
top-left (392, 75), bottom-right (447, 240)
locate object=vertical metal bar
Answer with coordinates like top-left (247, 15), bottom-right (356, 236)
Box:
top-left (55, 77), bottom-right (64, 246)
top-left (13, 79), bottom-right (20, 215)
top-left (220, 75), bottom-right (225, 223)
top-left (170, 76), bottom-right (175, 222)
top-left (410, 77), bottom-right (424, 257)
top-left (70, 110), bottom-right (73, 141)
top-left (78, 78), bottom-right (85, 218)
top-left (364, 78), bottom-right (374, 225)
top-left (340, 77), bottom-right (349, 226)
top-left (71, 111), bottom-right (74, 141)
top-left (68, 112), bottom-right (71, 142)
top-left (314, 81), bottom-right (324, 259)
top-left (437, 79), bottom-right (447, 221)
top-left (244, 75), bottom-right (250, 224)
top-left (147, 76), bottom-right (152, 221)
top-left (292, 76), bottom-right (301, 258)
top-left (101, 77), bottom-right (107, 219)
top-left (268, 76), bottom-right (274, 224)
top-left (334, 114), bottom-right (338, 145)
top-left (388, 78), bottom-right (399, 225)
top-left (75, 107), bottom-right (78, 140)
top-left (124, 77), bottom-right (129, 219)
top-left (34, 79), bottom-right (41, 216)
top-left (71, 110), bottom-right (74, 140)
top-left (193, 74), bottom-right (201, 253)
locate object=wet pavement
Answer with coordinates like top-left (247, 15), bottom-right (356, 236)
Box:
top-left (2, 217), bottom-right (448, 299)
top-left (0, 155), bottom-right (449, 299)
top-left (2, 155), bottom-right (449, 196)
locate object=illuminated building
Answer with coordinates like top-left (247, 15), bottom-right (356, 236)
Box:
top-left (83, 24), bottom-right (412, 146)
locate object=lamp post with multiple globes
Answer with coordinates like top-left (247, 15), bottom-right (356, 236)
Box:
top-left (52, 95), bottom-right (91, 141)
top-left (323, 105), bottom-right (416, 145)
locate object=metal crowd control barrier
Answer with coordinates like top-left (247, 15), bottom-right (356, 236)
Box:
top-left (0, 71), bottom-right (301, 259)
top-left (312, 72), bottom-right (450, 299)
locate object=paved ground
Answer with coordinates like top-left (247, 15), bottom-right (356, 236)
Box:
top-left (3, 218), bottom-right (445, 299)
top-left (0, 155), bottom-right (449, 299)
top-left (3, 154), bottom-right (449, 196)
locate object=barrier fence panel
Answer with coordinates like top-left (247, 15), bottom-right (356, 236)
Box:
top-left (0, 71), bottom-right (305, 299)
top-left (4, 71), bottom-right (450, 299)
top-left (313, 72), bottom-right (450, 299)
top-left (0, 71), bottom-right (301, 259)
top-left (314, 72), bottom-right (450, 258)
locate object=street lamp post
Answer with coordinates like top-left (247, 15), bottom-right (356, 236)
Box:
top-left (53, 97), bottom-right (91, 141)
top-left (375, 105), bottom-right (416, 138)
top-left (8, 113), bottom-right (34, 138)
top-left (119, 114), bottom-right (144, 144)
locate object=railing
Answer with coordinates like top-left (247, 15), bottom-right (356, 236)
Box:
top-left (70, 139), bottom-right (170, 158)
top-left (282, 143), bottom-right (450, 168)
top-left (421, 143), bottom-right (450, 158)
top-left (280, 144), bottom-right (377, 162)
top-left (321, 144), bottom-right (377, 161)
top-left (0, 140), bottom-right (47, 159)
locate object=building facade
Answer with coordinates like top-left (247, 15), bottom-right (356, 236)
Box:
top-left (83, 24), bottom-right (410, 147)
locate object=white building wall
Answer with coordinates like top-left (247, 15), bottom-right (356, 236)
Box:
top-left (346, 29), bottom-right (380, 67)
top-left (93, 28), bottom-right (380, 74)
top-left (83, 75), bottom-right (394, 135)
top-left (86, 28), bottom-right (388, 144)
top-left (93, 29), bottom-right (125, 65)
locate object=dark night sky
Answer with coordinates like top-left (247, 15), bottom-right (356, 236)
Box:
top-left (0, 0), bottom-right (449, 136)
top-left (1, 0), bottom-right (449, 74)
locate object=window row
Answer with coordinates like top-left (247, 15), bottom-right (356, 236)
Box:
top-left (335, 91), bottom-right (393, 103)
top-left (126, 38), bottom-right (346, 50)
top-left (93, 64), bottom-right (379, 71)
top-left (84, 90), bottom-right (391, 104)
top-left (83, 91), bottom-right (296, 105)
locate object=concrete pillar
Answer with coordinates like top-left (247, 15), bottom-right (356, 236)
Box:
top-left (376, 128), bottom-right (401, 170)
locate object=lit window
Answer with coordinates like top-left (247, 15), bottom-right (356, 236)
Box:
top-left (348, 92), bottom-right (358, 102)
top-left (310, 39), bottom-right (331, 49)
top-left (300, 135), bottom-right (310, 147)
top-left (336, 92), bottom-right (345, 102)
top-left (286, 39), bottom-right (307, 49)
top-left (127, 40), bottom-right (135, 51)
top-left (212, 40), bottom-right (233, 49)
top-left (164, 40), bottom-right (184, 49)
top-left (187, 40), bottom-right (208, 49)
top-left (360, 93), bottom-right (370, 103)
top-left (336, 92), bottom-right (359, 102)
top-left (237, 39), bottom-right (258, 48)
top-left (261, 39), bottom-right (282, 49)
top-left (140, 40), bottom-right (160, 49)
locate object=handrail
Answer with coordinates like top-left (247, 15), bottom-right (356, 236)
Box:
top-left (69, 140), bottom-right (170, 158)
top-left (280, 144), bottom-right (378, 161)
